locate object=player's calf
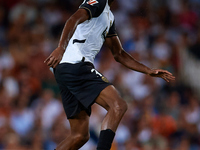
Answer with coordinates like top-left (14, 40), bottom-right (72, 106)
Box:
top-left (97, 99), bottom-right (127, 150)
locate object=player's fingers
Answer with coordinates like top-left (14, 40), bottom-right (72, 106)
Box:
top-left (50, 58), bottom-right (58, 67)
top-left (52, 60), bottom-right (59, 68)
top-left (162, 76), bottom-right (169, 82)
top-left (165, 73), bottom-right (173, 78)
top-left (163, 70), bottom-right (172, 75)
top-left (161, 71), bottom-right (175, 79)
top-left (166, 77), bottom-right (174, 81)
top-left (44, 55), bottom-right (52, 63)
top-left (163, 75), bottom-right (175, 81)
top-left (47, 57), bottom-right (55, 66)
top-left (169, 76), bottom-right (175, 80)
top-left (158, 70), bottom-right (172, 75)
top-left (165, 74), bottom-right (175, 80)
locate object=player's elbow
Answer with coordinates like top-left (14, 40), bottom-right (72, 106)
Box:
top-left (114, 54), bottom-right (120, 62)
top-left (113, 49), bottom-right (123, 62)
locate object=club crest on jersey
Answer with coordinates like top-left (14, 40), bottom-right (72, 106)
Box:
top-left (87, 0), bottom-right (99, 5)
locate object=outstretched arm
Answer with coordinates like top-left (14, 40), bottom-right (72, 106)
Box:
top-left (105, 36), bottom-right (175, 82)
top-left (44, 8), bottom-right (89, 68)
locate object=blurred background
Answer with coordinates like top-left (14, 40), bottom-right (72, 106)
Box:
top-left (0, 0), bottom-right (200, 149)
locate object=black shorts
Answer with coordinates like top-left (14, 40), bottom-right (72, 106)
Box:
top-left (54, 61), bottom-right (111, 119)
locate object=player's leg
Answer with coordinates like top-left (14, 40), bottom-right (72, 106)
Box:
top-left (95, 85), bottom-right (128, 150)
top-left (56, 110), bottom-right (90, 150)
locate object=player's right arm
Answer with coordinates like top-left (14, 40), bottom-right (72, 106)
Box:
top-left (44, 8), bottom-right (89, 68)
top-left (105, 36), bottom-right (175, 82)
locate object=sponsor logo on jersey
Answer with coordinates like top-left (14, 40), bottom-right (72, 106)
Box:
top-left (87, 0), bottom-right (99, 5)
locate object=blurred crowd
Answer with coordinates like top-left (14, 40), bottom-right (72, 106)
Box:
top-left (0, 0), bottom-right (200, 150)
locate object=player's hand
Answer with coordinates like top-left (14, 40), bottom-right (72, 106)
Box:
top-left (148, 69), bottom-right (175, 82)
top-left (44, 47), bottom-right (65, 68)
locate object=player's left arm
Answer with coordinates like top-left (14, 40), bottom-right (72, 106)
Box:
top-left (105, 36), bottom-right (175, 82)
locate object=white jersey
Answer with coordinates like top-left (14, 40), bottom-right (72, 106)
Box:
top-left (60, 0), bottom-right (117, 64)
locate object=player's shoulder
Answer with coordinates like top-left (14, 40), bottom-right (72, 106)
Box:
top-left (79, 0), bottom-right (107, 18)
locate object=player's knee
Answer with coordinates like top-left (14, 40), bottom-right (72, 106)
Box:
top-left (74, 132), bottom-right (90, 144)
top-left (113, 100), bottom-right (127, 116)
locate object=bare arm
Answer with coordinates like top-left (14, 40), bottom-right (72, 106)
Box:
top-left (44, 8), bottom-right (89, 68)
top-left (105, 36), bottom-right (175, 82)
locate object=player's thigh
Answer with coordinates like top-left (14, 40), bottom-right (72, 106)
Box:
top-left (95, 85), bottom-right (127, 111)
top-left (68, 110), bottom-right (90, 136)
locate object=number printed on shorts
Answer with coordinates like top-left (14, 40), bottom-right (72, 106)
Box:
top-left (91, 69), bottom-right (102, 77)
top-left (91, 69), bottom-right (109, 83)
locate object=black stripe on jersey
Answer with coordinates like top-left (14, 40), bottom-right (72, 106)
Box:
top-left (106, 21), bottom-right (117, 38)
top-left (79, 0), bottom-right (107, 19)
top-left (73, 39), bottom-right (86, 44)
top-left (101, 27), bottom-right (108, 40)
top-left (106, 34), bottom-right (117, 38)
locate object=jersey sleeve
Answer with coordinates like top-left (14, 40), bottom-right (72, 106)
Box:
top-left (79, 0), bottom-right (107, 19)
top-left (106, 21), bottom-right (117, 38)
